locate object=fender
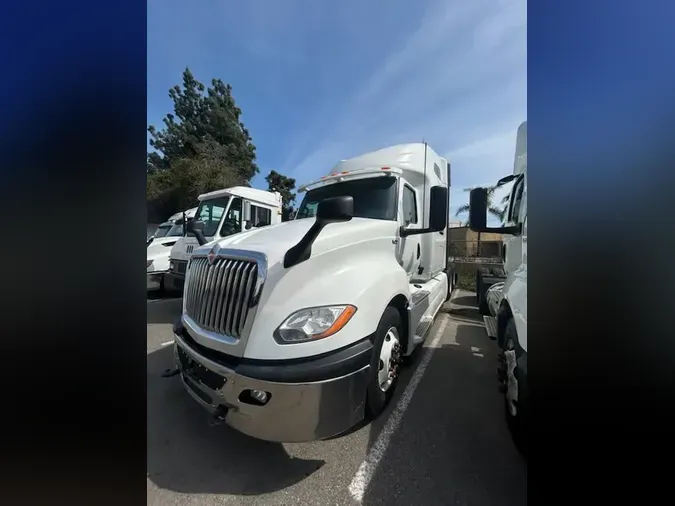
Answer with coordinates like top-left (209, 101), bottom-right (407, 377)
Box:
top-left (244, 244), bottom-right (409, 360)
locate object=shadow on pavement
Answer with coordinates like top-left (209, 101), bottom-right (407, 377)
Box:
top-left (449, 294), bottom-right (478, 307)
top-left (361, 318), bottom-right (527, 506)
top-left (147, 345), bottom-right (325, 496)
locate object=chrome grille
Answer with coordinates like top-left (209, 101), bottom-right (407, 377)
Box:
top-left (184, 256), bottom-right (258, 339)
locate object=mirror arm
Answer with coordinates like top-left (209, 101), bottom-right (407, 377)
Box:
top-left (400, 226), bottom-right (438, 237)
top-left (470, 224), bottom-right (522, 235)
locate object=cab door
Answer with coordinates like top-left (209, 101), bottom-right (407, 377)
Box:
top-left (396, 182), bottom-right (422, 281)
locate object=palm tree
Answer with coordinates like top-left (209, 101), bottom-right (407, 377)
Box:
top-left (455, 185), bottom-right (509, 256)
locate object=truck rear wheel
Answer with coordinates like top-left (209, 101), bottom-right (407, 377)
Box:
top-left (365, 306), bottom-right (403, 418)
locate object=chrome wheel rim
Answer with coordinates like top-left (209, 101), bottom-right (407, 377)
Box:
top-left (378, 327), bottom-right (400, 392)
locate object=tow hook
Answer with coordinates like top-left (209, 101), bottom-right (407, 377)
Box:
top-left (161, 368), bottom-right (180, 378)
top-left (209, 405), bottom-right (228, 427)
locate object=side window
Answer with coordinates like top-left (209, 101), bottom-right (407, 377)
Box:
top-left (220, 197), bottom-right (242, 237)
top-left (509, 177), bottom-right (525, 223)
top-left (256, 206), bottom-right (271, 226)
top-left (402, 185), bottom-right (418, 226)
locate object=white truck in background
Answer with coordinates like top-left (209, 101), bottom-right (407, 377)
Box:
top-left (166, 143), bottom-right (453, 442)
top-left (164, 186), bottom-right (283, 292)
top-left (468, 121), bottom-right (527, 453)
top-left (147, 207), bottom-right (197, 292)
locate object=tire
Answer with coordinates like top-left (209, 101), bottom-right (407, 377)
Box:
top-left (476, 271), bottom-right (483, 304)
top-left (501, 318), bottom-right (527, 456)
top-left (445, 269), bottom-right (454, 301)
top-left (365, 306), bottom-right (403, 418)
top-left (478, 286), bottom-right (490, 315)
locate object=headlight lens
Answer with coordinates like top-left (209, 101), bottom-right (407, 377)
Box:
top-left (274, 305), bottom-right (357, 344)
top-left (147, 259), bottom-right (153, 269)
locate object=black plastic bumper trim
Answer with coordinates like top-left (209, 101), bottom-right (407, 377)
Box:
top-left (173, 318), bottom-right (374, 383)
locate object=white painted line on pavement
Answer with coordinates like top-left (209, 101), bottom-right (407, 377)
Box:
top-left (348, 314), bottom-right (451, 503)
top-left (161, 340), bottom-right (174, 346)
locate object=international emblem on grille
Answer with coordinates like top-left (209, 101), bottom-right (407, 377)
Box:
top-left (207, 244), bottom-right (218, 264)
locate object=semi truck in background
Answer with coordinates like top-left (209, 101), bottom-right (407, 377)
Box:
top-left (468, 121), bottom-right (527, 453)
top-left (147, 207), bottom-right (197, 292)
top-left (168, 143), bottom-right (453, 442)
top-left (164, 186), bottom-right (283, 292)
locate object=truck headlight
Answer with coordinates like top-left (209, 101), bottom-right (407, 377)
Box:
top-left (147, 259), bottom-right (153, 270)
top-left (274, 305), bottom-right (357, 344)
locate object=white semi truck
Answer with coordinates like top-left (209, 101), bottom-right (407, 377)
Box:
top-left (147, 207), bottom-right (197, 292)
top-left (164, 186), bottom-right (283, 292)
top-left (468, 121), bottom-right (527, 452)
top-left (167, 143), bottom-right (453, 442)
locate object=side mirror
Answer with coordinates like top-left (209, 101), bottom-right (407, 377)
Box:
top-left (429, 186), bottom-right (448, 231)
top-left (469, 187), bottom-right (522, 235)
top-left (243, 201), bottom-right (252, 222)
top-left (400, 185), bottom-right (448, 237)
top-left (468, 188), bottom-right (488, 231)
top-left (316, 196), bottom-right (354, 224)
top-left (283, 196), bottom-right (353, 269)
top-left (186, 220), bottom-right (207, 246)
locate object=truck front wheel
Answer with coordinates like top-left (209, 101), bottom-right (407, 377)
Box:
top-left (365, 306), bottom-right (403, 418)
top-left (499, 318), bottom-right (528, 455)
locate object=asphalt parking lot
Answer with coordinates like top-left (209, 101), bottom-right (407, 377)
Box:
top-left (147, 290), bottom-right (527, 506)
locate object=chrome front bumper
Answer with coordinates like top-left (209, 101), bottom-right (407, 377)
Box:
top-left (173, 332), bottom-right (371, 443)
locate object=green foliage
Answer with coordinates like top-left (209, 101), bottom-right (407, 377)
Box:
top-left (147, 68), bottom-right (258, 221)
top-left (265, 170), bottom-right (296, 221)
top-left (455, 185), bottom-right (509, 224)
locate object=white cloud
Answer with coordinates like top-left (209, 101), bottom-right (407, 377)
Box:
top-left (148, 0), bottom-right (526, 216)
top-left (279, 0), bottom-right (526, 216)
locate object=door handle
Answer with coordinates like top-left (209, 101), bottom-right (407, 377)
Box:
top-left (417, 244), bottom-right (421, 259)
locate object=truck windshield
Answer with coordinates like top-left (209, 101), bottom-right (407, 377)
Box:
top-left (166, 223), bottom-right (185, 237)
top-left (154, 225), bottom-right (171, 238)
top-left (296, 177), bottom-right (397, 220)
top-left (190, 197), bottom-right (229, 237)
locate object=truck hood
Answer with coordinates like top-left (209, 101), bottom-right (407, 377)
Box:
top-left (201, 218), bottom-right (399, 267)
top-left (147, 236), bottom-right (180, 259)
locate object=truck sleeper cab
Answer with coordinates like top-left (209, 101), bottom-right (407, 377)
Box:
top-left (165, 187), bottom-right (282, 292)
top-left (172, 144), bottom-right (453, 442)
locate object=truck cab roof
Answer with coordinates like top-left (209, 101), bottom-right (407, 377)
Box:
top-left (198, 186), bottom-right (282, 208)
top-left (299, 143), bottom-right (448, 192)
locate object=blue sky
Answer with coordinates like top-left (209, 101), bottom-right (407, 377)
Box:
top-left (148, 0), bottom-right (526, 222)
